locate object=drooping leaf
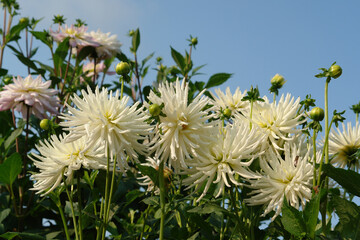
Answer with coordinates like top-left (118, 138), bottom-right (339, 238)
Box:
top-left (137, 163), bottom-right (159, 187)
top-left (77, 45), bottom-right (97, 63)
top-left (281, 197), bottom-right (306, 237)
top-left (323, 164), bottom-right (360, 197)
top-left (30, 30), bottom-right (52, 47)
top-left (4, 122), bottom-right (24, 150)
top-left (205, 73), bottom-right (232, 89)
top-left (0, 152), bottom-right (22, 185)
top-left (0, 68), bottom-right (8, 76)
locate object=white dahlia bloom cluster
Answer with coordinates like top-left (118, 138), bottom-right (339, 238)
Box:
top-left (0, 75), bottom-right (60, 119)
top-left (211, 87), bottom-right (248, 117)
top-left (31, 86), bottom-right (152, 195)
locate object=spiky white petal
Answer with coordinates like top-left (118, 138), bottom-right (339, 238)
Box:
top-left (182, 121), bottom-right (265, 201)
top-left (328, 122), bottom-right (360, 170)
top-left (147, 79), bottom-right (217, 171)
top-left (60, 86), bottom-right (152, 170)
top-left (244, 140), bottom-right (313, 221)
top-left (0, 75), bottom-right (60, 119)
top-left (211, 87), bottom-right (248, 115)
top-left (30, 134), bottom-right (107, 196)
top-left (241, 93), bottom-right (305, 150)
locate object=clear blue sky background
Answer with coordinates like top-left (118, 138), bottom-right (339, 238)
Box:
top-left (3, 0), bottom-right (360, 124)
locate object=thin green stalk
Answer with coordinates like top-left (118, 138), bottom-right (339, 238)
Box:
top-left (101, 146), bottom-right (111, 240)
top-left (57, 202), bottom-right (71, 240)
top-left (77, 174), bottom-right (83, 240)
top-left (220, 188), bottom-right (226, 240)
top-left (63, 175), bottom-right (79, 240)
top-left (105, 156), bottom-right (118, 225)
top-left (249, 101), bottom-right (254, 129)
top-left (120, 77), bottom-right (124, 99)
top-left (273, 93), bottom-right (276, 103)
top-left (356, 113), bottom-right (359, 123)
top-left (324, 79), bottom-right (330, 165)
top-left (159, 160), bottom-right (166, 240)
top-left (312, 130), bottom-right (317, 188)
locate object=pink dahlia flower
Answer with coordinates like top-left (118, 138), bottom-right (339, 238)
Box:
top-left (0, 75), bottom-right (60, 119)
top-left (50, 24), bottom-right (98, 48)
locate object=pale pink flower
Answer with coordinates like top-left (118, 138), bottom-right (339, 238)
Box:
top-left (82, 61), bottom-right (115, 81)
top-left (0, 75), bottom-right (60, 119)
top-left (50, 24), bottom-right (98, 48)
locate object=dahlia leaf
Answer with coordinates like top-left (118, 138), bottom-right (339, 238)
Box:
top-left (281, 197), bottom-right (306, 237)
top-left (205, 73), bottom-right (232, 89)
top-left (0, 152), bottom-right (22, 186)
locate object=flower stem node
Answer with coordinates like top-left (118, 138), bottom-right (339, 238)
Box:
top-left (310, 107), bottom-right (324, 121)
top-left (115, 62), bottom-right (130, 76)
top-left (329, 64), bottom-right (342, 79)
top-left (40, 119), bottom-right (51, 130)
top-left (149, 104), bottom-right (161, 117)
top-left (223, 108), bottom-right (232, 119)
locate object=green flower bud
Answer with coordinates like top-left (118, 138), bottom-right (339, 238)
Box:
top-left (329, 65), bottom-right (342, 79)
top-left (156, 57), bottom-right (163, 63)
top-left (223, 108), bottom-right (232, 118)
top-left (40, 119), bottom-right (51, 130)
top-left (129, 30), bottom-right (135, 36)
top-left (115, 62), bottom-right (130, 76)
top-left (310, 107), bottom-right (324, 121)
top-left (270, 74), bottom-right (286, 87)
top-left (149, 104), bottom-right (161, 116)
top-left (19, 17), bottom-right (29, 25)
top-left (191, 37), bottom-right (198, 46)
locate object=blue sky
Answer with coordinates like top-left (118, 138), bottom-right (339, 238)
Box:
top-left (4, 0), bottom-right (360, 124)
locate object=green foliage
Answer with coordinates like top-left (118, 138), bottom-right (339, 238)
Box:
top-left (0, 152), bottom-right (22, 185)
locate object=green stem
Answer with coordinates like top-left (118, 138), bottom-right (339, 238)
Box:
top-left (57, 202), bottom-right (71, 240)
top-left (105, 156), bottom-right (118, 226)
top-left (312, 130), bottom-right (317, 188)
top-left (101, 147), bottom-right (111, 240)
top-left (63, 174), bottom-right (79, 240)
top-left (120, 77), bottom-right (124, 99)
top-left (159, 160), bottom-right (166, 240)
top-left (250, 101), bottom-right (254, 130)
top-left (77, 174), bottom-right (83, 240)
top-left (273, 92), bottom-right (276, 103)
top-left (324, 79), bottom-right (330, 165)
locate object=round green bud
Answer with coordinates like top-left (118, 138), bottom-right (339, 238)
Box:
top-left (149, 104), bottom-right (161, 116)
top-left (19, 17), bottom-right (29, 25)
top-left (40, 119), bottom-right (51, 130)
top-left (156, 57), bottom-right (162, 63)
top-left (3, 76), bottom-right (12, 85)
top-left (271, 74), bottom-right (286, 87)
top-left (329, 65), bottom-right (342, 79)
top-left (191, 37), bottom-right (198, 45)
top-left (115, 62), bottom-right (130, 76)
top-left (310, 107), bottom-right (324, 121)
top-left (223, 108), bottom-right (232, 118)
top-left (129, 30), bottom-right (135, 36)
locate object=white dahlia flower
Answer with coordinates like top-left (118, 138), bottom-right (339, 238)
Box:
top-left (30, 134), bottom-right (107, 196)
top-left (85, 30), bottom-right (122, 59)
top-left (0, 75), bottom-right (60, 119)
top-left (328, 122), bottom-right (360, 171)
top-left (147, 79), bottom-right (217, 171)
top-left (245, 93), bottom-right (305, 150)
top-left (211, 87), bottom-right (248, 115)
top-left (182, 121), bottom-right (264, 201)
top-left (244, 140), bottom-right (313, 221)
top-left (60, 86), bottom-right (152, 169)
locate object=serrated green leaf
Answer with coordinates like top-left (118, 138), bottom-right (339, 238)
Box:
top-left (187, 203), bottom-right (226, 214)
top-left (323, 164), bottom-right (360, 197)
top-left (0, 152), bottom-right (22, 185)
top-left (205, 73), bottom-right (232, 89)
top-left (303, 193), bottom-right (321, 238)
top-left (0, 68), bottom-right (8, 77)
top-left (30, 30), bottom-right (52, 46)
top-left (0, 208), bottom-right (10, 223)
top-left (281, 197), bottom-right (306, 237)
top-left (142, 196), bottom-right (159, 206)
top-left (125, 189), bottom-right (143, 207)
top-left (4, 124), bottom-right (24, 150)
top-left (171, 47), bottom-right (186, 72)
top-left (137, 163), bottom-right (159, 187)
top-left (53, 37), bottom-right (70, 71)
top-left (132, 28), bottom-right (140, 53)
top-left (77, 45), bottom-right (96, 63)
top-left (330, 195), bottom-right (360, 239)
